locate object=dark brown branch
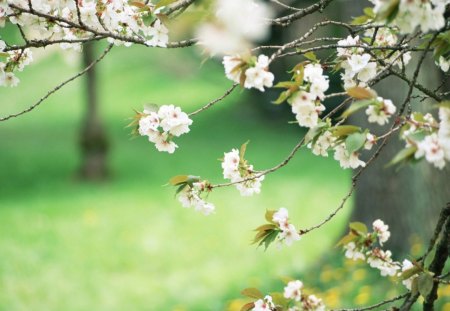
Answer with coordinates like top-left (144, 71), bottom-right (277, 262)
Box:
top-left (0, 44), bottom-right (113, 122)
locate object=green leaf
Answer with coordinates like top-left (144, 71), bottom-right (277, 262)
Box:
top-left (253, 230), bottom-right (271, 244)
top-left (169, 175), bottom-right (190, 186)
top-left (417, 272), bottom-right (434, 298)
top-left (130, 1), bottom-right (146, 8)
top-left (265, 210), bottom-right (276, 223)
top-left (407, 130), bottom-right (426, 143)
top-left (438, 101), bottom-right (450, 109)
top-left (261, 230), bottom-right (279, 250)
top-left (240, 302), bottom-right (255, 311)
top-left (274, 81), bottom-right (298, 89)
top-left (336, 232), bottom-right (358, 247)
top-left (270, 292), bottom-right (290, 308)
top-left (303, 51), bottom-right (318, 62)
top-left (399, 266), bottom-right (422, 281)
top-left (351, 15), bottom-right (370, 25)
top-left (349, 222), bottom-right (368, 234)
top-left (241, 288), bottom-right (264, 299)
top-left (411, 277), bottom-right (419, 296)
top-left (340, 99), bottom-right (375, 119)
top-left (387, 146), bottom-right (417, 167)
top-left (347, 87), bottom-right (377, 99)
top-left (169, 175), bottom-right (200, 186)
top-left (175, 183), bottom-right (188, 194)
top-left (155, 0), bottom-right (177, 9)
top-left (273, 90), bottom-right (291, 105)
top-left (254, 224), bottom-right (277, 232)
top-left (240, 141), bottom-right (250, 162)
top-left (332, 125), bottom-right (361, 138)
top-left (363, 7), bottom-right (375, 18)
top-left (305, 123), bottom-right (327, 144)
top-left (376, 0), bottom-right (400, 22)
top-left (345, 132), bottom-right (366, 154)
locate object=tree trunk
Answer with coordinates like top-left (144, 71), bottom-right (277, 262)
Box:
top-left (338, 0), bottom-right (450, 255)
top-left (78, 42), bottom-right (109, 180)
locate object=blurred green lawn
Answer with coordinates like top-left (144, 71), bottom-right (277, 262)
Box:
top-left (0, 44), bottom-right (351, 311)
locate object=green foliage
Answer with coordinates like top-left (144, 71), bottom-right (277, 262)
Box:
top-left (0, 46), bottom-right (350, 310)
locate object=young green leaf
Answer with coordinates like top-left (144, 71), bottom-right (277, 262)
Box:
top-left (387, 147), bottom-right (417, 167)
top-left (155, 0), bottom-right (178, 9)
top-left (417, 272), bottom-right (434, 298)
top-left (399, 266), bottom-right (422, 281)
top-left (339, 99), bottom-right (375, 119)
top-left (240, 141), bottom-right (250, 162)
top-left (336, 232), bottom-right (358, 247)
top-left (265, 210), bottom-right (276, 223)
top-left (273, 90), bottom-right (291, 105)
top-left (241, 288), bottom-right (264, 299)
top-left (345, 132), bottom-right (366, 154)
top-left (332, 125), bottom-right (361, 138)
top-left (169, 175), bottom-right (190, 186)
top-left (347, 87), bottom-right (377, 100)
top-left (349, 222), bottom-right (368, 234)
top-left (303, 51), bottom-right (318, 62)
top-left (240, 302), bottom-right (255, 311)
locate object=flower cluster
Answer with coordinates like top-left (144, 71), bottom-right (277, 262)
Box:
top-left (283, 281), bottom-right (325, 311)
top-left (8, 0), bottom-right (169, 47)
top-left (245, 281), bottom-right (325, 311)
top-left (177, 181), bottom-right (215, 216)
top-left (222, 147), bottom-right (264, 196)
top-left (341, 220), bottom-right (402, 278)
top-left (365, 97), bottom-right (397, 126)
top-left (333, 142), bottom-right (367, 169)
top-left (223, 54), bottom-right (274, 92)
top-left (337, 35), bottom-right (377, 90)
top-left (252, 295), bottom-right (275, 311)
top-left (400, 107), bottom-right (450, 169)
top-left (400, 259), bottom-right (418, 290)
top-left (137, 105), bottom-right (192, 154)
top-left (1, 0), bottom-right (169, 86)
top-left (306, 125), bottom-right (374, 169)
top-left (0, 47), bottom-right (33, 87)
top-left (272, 208), bottom-right (301, 246)
top-left (288, 64), bottom-right (330, 128)
top-left (196, 0), bottom-right (273, 55)
top-left (437, 56), bottom-right (450, 72)
top-left (370, 0), bottom-right (447, 34)
top-left (336, 34), bottom-right (410, 91)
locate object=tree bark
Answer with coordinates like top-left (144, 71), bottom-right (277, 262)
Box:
top-left (78, 42), bottom-right (109, 180)
top-left (338, 0), bottom-right (450, 255)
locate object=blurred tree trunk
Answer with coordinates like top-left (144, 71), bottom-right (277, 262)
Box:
top-left (78, 42), bottom-right (109, 180)
top-left (339, 0), bottom-right (450, 255)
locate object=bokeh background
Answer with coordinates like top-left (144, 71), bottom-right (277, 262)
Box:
top-left (1, 1), bottom-right (450, 310)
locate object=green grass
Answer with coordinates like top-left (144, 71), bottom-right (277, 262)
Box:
top-left (0, 44), bottom-right (351, 310)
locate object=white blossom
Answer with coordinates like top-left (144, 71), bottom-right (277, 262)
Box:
top-left (0, 72), bottom-right (19, 87)
top-left (365, 97), bottom-right (397, 125)
top-left (334, 144), bottom-right (366, 169)
top-left (344, 242), bottom-right (365, 261)
top-left (283, 280), bottom-right (303, 301)
top-left (252, 295), bottom-right (275, 311)
top-left (279, 223), bottom-right (301, 246)
top-left (400, 259), bottom-right (417, 290)
top-left (145, 20), bottom-right (169, 48)
top-left (244, 55), bottom-right (274, 92)
top-left (373, 219), bottom-right (390, 245)
top-left (415, 133), bottom-right (446, 169)
top-left (437, 56), bottom-right (450, 72)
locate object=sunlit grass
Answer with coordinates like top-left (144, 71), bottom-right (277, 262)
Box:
top-left (0, 44), bottom-right (351, 310)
